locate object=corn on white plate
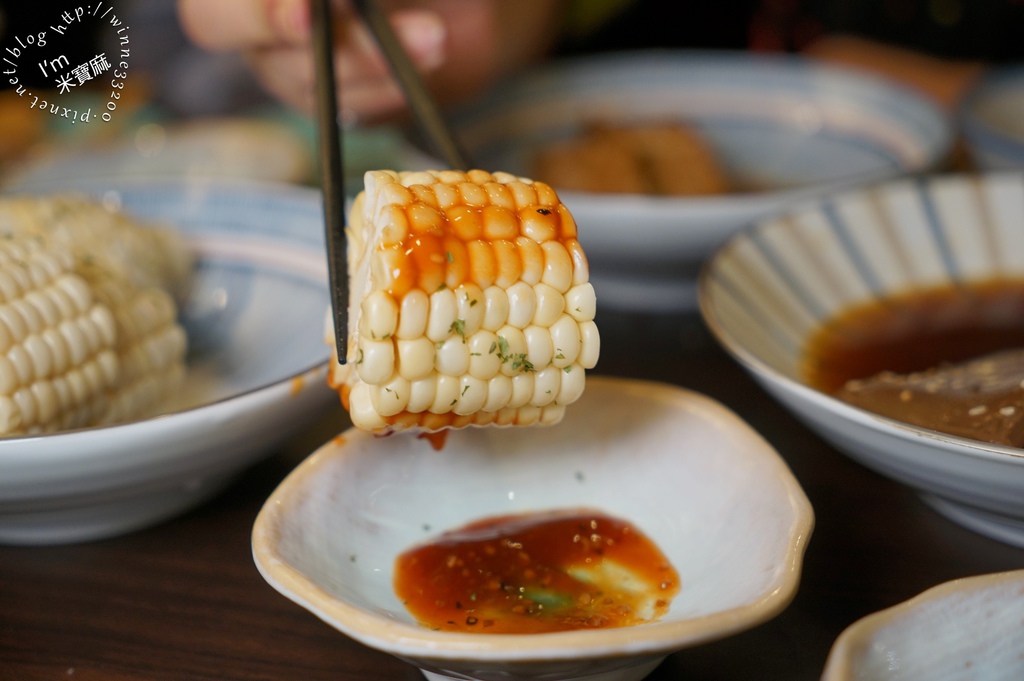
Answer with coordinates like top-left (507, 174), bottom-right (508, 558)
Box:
top-left (253, 376), bottom-right (814, 681)
top-left (0, 178), bottom-right (337, 545)
top-left (446, 50), bottom-right (951, 312)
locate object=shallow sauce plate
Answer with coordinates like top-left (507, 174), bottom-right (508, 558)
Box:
top-left (252, 376), bottom-right (813, 681)
top-left (0, 178), bottom-right (338, 545)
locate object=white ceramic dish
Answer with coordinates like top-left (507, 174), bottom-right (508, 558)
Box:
top-left (0, 178), bottom-right (338, 545)
top-left (699, 171), bottom-right (1024, 549)
top-left (960, 65), bottom-right (1024, 171)
top-left (3, 117), bottom-right (314, 187)
top-left (821, 569), bottom-right (1024, 680)
top-left (444, 50), bottom-right (951, 312)
top-left (252, 376), bottom-right (814, 681)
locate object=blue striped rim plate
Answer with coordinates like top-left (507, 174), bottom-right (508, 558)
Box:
top-left (445, 50), bottom-right (952, 312)
top-left (960, 64), bottom-right (1024, 172)
top-left (0, 177), bottom-right (338, 545)
top-left (699, 171), bottom-right (1024, 548)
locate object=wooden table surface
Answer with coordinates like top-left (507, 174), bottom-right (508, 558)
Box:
top-left (3, 308), bottom-right (1022, 681)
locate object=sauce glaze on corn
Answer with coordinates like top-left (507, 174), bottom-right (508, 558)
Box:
top-left (328, 169), bottom-right (600, 434)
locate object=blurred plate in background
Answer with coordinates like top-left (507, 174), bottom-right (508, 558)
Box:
top-left (960, 63), bottom-right (1024, 171)
top-left (446, 50), bottom-right (952, 312)
top-left (2, 117), bottom-right (315, 188)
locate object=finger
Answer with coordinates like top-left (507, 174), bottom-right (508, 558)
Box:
top-left (177, 0), bottom-right (313, 51)
top-left (245, 47), bottom-right (410, 120)
top-left (329, 8), bottom-right (446, 81)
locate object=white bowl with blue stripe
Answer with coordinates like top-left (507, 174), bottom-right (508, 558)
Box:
top-left (961, 65), bottom-right (1024, 171)
top-left (0, 178), bottom-right (338, 545)
top-left (449, 50), bottom-right (952, 312)
top-left (699, 172), bottom-right (1024, 548)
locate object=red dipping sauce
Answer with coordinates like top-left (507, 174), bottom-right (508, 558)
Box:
top-left (394, 510), bottom-right (680, 634)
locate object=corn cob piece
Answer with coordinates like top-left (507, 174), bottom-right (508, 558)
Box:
top-left (327, 169), bottom-right (600, 434)
top-left (0, 196), bottom-right (191, 436)
top-left (0, 195), bottom-right (193, 301)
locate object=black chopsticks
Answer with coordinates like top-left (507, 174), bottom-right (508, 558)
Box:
top-left (311, 0), bottom-right (470, 363)
top-left (352, 0), bottom-right (470, 170)
top-left (310, 0), bottom-right (349, 362)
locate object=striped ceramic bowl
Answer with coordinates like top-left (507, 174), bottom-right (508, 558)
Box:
top-left (699, 172), bottom-right (1024, 548)
top-left (960, 65), bottom-right (1024, 171)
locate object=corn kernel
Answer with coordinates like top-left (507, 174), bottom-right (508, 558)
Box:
top-left (436, 335), bottom-right (470, 377)
top-left (579, 320), bottom-right (600, 369)
top-left (467, 330), bottom-right (501, 379)
top-left (482, 286), bottom-right (509, 331)
top-left (455, 283), bottom-right (484, 336)
top-left (549, 315), bottom-right (581, 367)
top-left (407, 376), bottom-right (436, 413)
top-left (565, 283), bottom-right (597, 322)
top-left (357, 338), bottom-right (395, 385)
top-left (505, 281), bottom-right (536, 329)
top-left (541, 240), bottom-right (573, 293)
top-left (532, 283), bottom-right (564, 327)
top-left (454, 375), bottom-right (486, 415)
top-left (516, 236), bottom-right (544, 285)
top-left (483, 374), bottom-right (512, 411)
top-left (508, 372), bottom-right (534, 409)
top-left (467, 239), bottom-right (497, 289)
top-left (397, 289), bottom-right (429, 339)
top-left (360, 290), bottom-right (399, 341)
top-left (531, 365), bottom-right (561, 407)
top-left (557, 364), bottom-right (586, 405)
top-left (397, 337), bottom-right (435, 381)
top-left (524, 325), bottom-right (553, 370)
top-left (427, 288), bottom-right (458, 342)
top-left (430, 373), bottom-right (460, 413)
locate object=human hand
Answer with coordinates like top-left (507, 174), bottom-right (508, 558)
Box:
top-left (176, 0), bottom-right (564, 124)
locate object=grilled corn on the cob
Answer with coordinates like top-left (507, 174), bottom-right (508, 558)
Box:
top-left (328, 169), bottom-right (599, 433)
top-left (0, 196), bottom-right (191, 436)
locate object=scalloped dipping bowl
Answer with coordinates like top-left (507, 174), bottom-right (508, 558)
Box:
top-left (445, 50), bottom-right (951, 312)
top-left (699, 171), bottom-right (1024, 548)
top-left (0, 179), bottom-right (337, 545)
top-left (252, 377), bottom-right (813, 681)
top-left (821, 570), bottom-right (1024, 680)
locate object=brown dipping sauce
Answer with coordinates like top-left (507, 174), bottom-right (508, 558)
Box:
top-left (394, 510), bottom-right (680, 634)
top-left (802, 280), bottom-right (1024, 446)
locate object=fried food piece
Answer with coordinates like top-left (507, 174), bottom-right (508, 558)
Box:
top-left (531, 122), bottom-right (731, 196)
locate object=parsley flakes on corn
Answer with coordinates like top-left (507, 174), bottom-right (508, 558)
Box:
top-left (327, 169), bottom-right (599, 434)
